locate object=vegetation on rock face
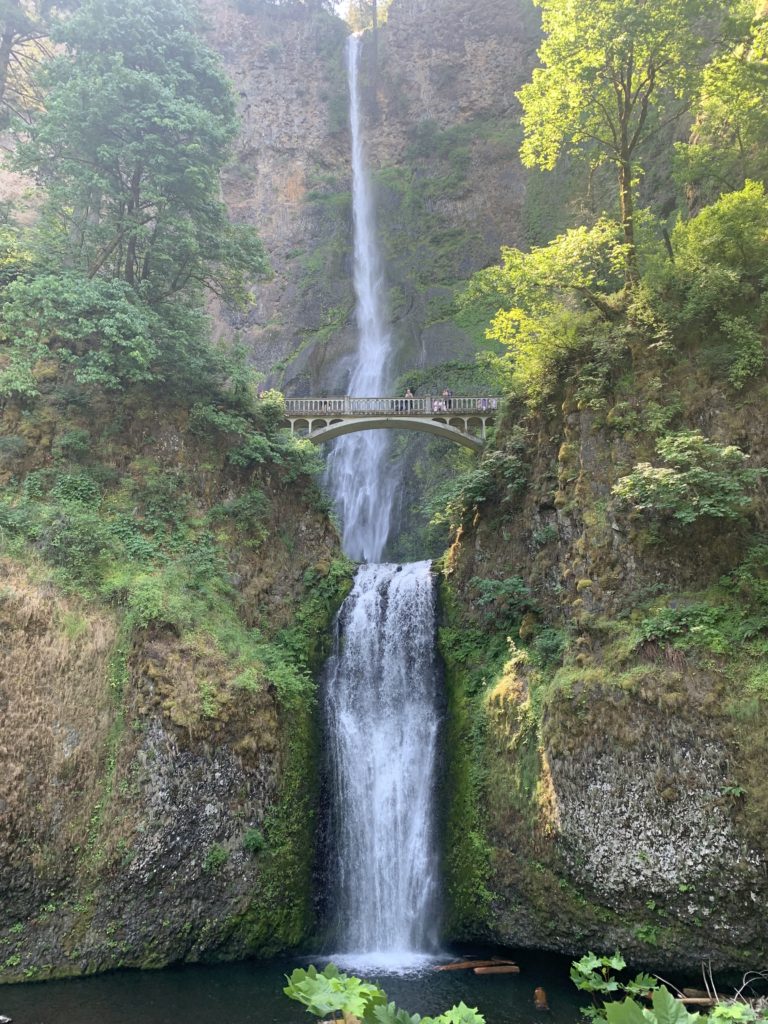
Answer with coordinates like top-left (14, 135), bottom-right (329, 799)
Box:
top-left (0, 0), bottom-right (351, 982)
top-left (613, 431), bottom-right (765, 526)
top-left (434, 0), bottom-right (768, 970)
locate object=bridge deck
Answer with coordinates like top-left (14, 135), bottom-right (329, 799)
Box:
top-left (284, 396), bottom-right (500, 416)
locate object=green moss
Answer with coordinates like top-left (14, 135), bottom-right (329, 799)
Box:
top-left (438, 581), bottom-right (507, 937)
top-left (223, 698), bottom-right (316, 954)
top-left (202, 844), bottom-right (229, 874)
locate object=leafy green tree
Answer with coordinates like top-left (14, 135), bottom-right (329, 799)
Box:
top-left (465, 219), bottom-right (628, 401)
top-left (13, 0), bottom-right (265, 305)
top-left (0, 273), bottom-right (161, 395)
top-left (344, 0), bottom-right (394, 32)
top-left (0, 0), bottom-right (61, 121)
top-left (631, 180), bottom-right (768, 388)
top-left (675, 13), bottom-right (768, 198)
top-left (518, 0), bottom-right (729, 284)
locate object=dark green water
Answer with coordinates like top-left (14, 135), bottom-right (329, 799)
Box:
top-left (0, 950), bottom-right (585, 1024)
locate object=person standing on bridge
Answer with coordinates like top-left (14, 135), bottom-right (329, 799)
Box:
top-left (404, 387), bottom-right (414, 411)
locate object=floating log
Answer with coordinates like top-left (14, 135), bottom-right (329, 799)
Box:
top-left (682, 990), bottom-right (712, 999)
top-left (534, 987), bottom-right (550, 1011)
top-left (436, 958), bottom-right (517, 972)
top-left (473, 965), bottom-right (521, 975)
top-left (643, 995), bottom-right (717, 1008)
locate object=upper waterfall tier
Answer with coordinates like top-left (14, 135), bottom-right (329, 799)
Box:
top-left (325, 35), bottom-right (396, 562)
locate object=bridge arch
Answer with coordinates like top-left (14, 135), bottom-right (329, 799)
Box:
top-left (294, 415), bottom-right (485, 451)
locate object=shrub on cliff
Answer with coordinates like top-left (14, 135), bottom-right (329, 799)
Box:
top-left (629, 181), bottom-right (768, 388)
top-left (613, 430), bottom-right (764, 525)
top-left (464, 219), bottom-right (627, 405)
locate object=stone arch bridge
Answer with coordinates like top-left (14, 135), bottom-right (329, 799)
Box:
top-left (283, 396), bottom-right (500, 451)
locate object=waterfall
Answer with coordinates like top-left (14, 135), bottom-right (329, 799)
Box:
top-left (324, 562), bottom-right (442, 970)
top-left (325, 34), bottom-right (395, 563)
top-left (320, 35), bottom-right (442, 971)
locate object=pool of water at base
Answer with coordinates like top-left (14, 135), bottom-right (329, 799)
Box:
top-left (0, 948), bottom-right (586, 1024)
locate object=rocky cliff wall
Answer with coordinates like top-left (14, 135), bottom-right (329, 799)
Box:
top-left (206, 0), bottom-right (541, 393)
top-left (439, 352), bottom-right (768, 968)
top-left (0, 383), bottom-right (350, 981)
top-left (201, 0), bottom-right (355, 392)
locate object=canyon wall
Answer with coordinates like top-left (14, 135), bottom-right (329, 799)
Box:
top-left (206, 0), bottom-right (541, 393)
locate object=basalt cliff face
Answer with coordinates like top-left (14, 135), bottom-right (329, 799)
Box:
top-left (440, 362), bottom-right (768, 969)
top-left (201, 0), bottom-right (353, 387)
top-left (0, 386), bottom-right (350, 981)
top-left (206, 0), bottom-right (540, 392)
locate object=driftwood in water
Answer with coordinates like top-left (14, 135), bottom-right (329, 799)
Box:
top-left (682, 990), bottom-right (712, 999)
top-left (473, 965), bottom-right (522, 975)
top-left (436, 958), bottom-right (518, 972)
top-left (534, 987), bottom-right (550, 1011)
top-left (642, 994), bottom-right (717, 1008)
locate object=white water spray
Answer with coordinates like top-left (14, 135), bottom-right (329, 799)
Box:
top-left (325, 35), bottom-right (395, 562)
top-left (324, 562), bottom-right (441, 970)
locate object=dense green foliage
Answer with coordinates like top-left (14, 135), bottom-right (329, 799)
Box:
top-left (675, 19), bottom-right (768, 199)
top-left (458, 180), bottom-right (768, 412)
top-left (613, 431), bottom-right (764, 525)
top-left (13, 0), bottom-right (266, 303)
top-left (518, 0), bottom-right (734, 280)
top-left (284, 964), bottom-right (485, 1024)
top-left (571, 951), bottom-right (768, 1024)
top-left (1, 0), bottom-right (271, 403)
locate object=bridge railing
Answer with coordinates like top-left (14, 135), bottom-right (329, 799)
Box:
top-left (284, 396), bottom-right (501, 416)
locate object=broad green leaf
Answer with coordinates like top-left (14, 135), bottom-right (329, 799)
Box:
top-left (370, 1001), bottom-right (423, 1024)
top-left (605, 953), bottom-right (627, 972)
top-left (651, 986), bottom-right (702, 1024)
top-left (625, 975), bottom-right (660, 998)
top-left (433, 1003), bottom-right (486, 1024)
top-left (605, 997), bottom-right (652, 1024)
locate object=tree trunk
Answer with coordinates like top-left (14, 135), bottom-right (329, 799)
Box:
top-left (124, 162), bottom-right (143, 286)
top-left (0, 23), bottom-right (18, 110)
top-left (618, 158), bottom-right (639, 286)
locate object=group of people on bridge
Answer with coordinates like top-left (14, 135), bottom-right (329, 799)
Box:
top-left (400, 387), bottom-right (497, 414)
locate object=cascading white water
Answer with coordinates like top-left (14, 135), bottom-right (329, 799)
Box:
top-left (321, 35), bottom-right (442, 971)
top-left (325, 35), bottom-right (395, 562)
top-left (324, 561), bottom-right (441, 970)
